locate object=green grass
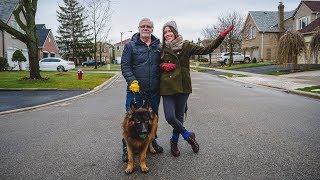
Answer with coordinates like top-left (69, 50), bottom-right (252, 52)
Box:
top-left (77, 64), bottom-right (121, 71)
top-left (297, 86), bottom-right (320, 94)
top-left (219, 61), bottom-right (273, 70)
top-left (266, 65), bottom-right (320, 76)
top-left (265, 71), bottom-right (291, 76)
top-left (0, 71), bottom-right (113, 90)
top-left (191, 67), bottom-right (209, 72)
top-left (223, 73), bottom-right (248, 78)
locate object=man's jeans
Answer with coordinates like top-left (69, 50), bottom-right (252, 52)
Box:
top-left (125, 91), bottom-right (160, 114)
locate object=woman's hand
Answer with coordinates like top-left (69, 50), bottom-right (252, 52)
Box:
top-left (219, 25), bottom-right (234, 37)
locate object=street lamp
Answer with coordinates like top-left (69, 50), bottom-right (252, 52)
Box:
top-left (120, 31), bottom-right (132, 49)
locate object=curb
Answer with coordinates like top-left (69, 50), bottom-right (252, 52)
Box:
top-left (220, 75), bottom-right (320, 100)
top-left (0, 72), bottom-right (121, 116)
top-left (192, 66), bottom-right (320, 100)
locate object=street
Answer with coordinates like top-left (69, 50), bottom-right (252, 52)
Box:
top-left (1, 72), bottom-right (319, 179)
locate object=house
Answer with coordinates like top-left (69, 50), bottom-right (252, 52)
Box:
top-left (241, 0), bottom-right (320, 64)
top-left (114, 38), bottom-right (130, 64)
top-left (36, 24), bottom-right (59, 59)
top-left (0, 0), bottom-right (29, 70)
top-left (241, 2), bottom-right (295, 61)
top-left (295, 1), bottom-right (320, 63)
top-left (94, 41), bottom-right (112, 63)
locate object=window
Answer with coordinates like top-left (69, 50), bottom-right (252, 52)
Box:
top-left (52, 59), bottom-right (60, 62)
top-left (50, 53), bottom-right (55, 57)
top-left (248, 26), bottom-right (256, 39)
top-left (41, 59), bottom-right (51, 62)
top-left (43, 52), bottom-right (49, 58)
top-left (298, 16), bottom-right (309, 29)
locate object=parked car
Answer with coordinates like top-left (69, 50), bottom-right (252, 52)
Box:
top-left (81, 60), bottom-right (106, 67)
top-left (217, 52), bottom-right (251, 65)
top-left (39, 57), bottom-right (75, 72)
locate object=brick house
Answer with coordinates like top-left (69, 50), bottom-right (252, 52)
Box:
top-left (36, 24), bottom-right (59, 59)
top-left (242, 0), bottom-right (320, 64)
top-left (0, 0), bottom-right (29, 70)
top-left (95, 41), bottom-right (112, 63)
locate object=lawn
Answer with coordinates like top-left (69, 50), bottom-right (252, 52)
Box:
top-left (77, 64), bottom-right (121, 71)
top-left (219, 61), bottom-right (273, 70)
top-left (190, 60), bottom-right (273, 70)
top-left (0, 71), bottom-right (114, 90)
top-left (297, 86), bottom-right (320, 94)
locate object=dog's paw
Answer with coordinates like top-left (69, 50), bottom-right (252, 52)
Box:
top-left (125, 166), bottom-right (134, 174)
top-left (140, 165), bottom-right (149, 173)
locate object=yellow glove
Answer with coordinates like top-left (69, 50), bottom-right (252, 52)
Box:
top-left (129, 80), bottom-right (140, 93)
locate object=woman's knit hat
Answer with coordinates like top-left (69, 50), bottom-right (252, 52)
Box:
top-left (163, 21), bottom-right (178, 34)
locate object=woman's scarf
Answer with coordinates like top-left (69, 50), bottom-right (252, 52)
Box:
top-left (164, 35), bottom-right (184, 51)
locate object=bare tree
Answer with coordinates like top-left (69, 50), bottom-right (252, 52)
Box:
top-left (0, 0), bottom-right (41, 79)
top-left (84, 0), bottom-right (112, 69)
top-left (202, 11), bottom-right (244, 66)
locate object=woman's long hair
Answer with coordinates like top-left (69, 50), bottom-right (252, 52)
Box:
top-left (162, 26), bottom-right (179, 48)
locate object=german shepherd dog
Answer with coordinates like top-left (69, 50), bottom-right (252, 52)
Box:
top-left (122, 102), bottom-right (158, 174)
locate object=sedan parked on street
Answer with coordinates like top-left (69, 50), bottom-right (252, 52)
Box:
top-left (81, 60), bottom-right (106, 67)
top-left (217, 52), bottom-right (251, 65)
top-left (39, 57), bottom-right (75, 72)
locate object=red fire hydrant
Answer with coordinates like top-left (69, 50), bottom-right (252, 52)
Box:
top-left (77, 69), bottom-right (84, 80)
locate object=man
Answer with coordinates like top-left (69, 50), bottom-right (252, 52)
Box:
top-left (121, 18), bottom-right (163, 163)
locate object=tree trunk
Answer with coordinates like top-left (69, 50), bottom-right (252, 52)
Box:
top-left (27, 41), bottom-right (41, 79)
top-left (229, 41), bottom-right (234, 67)
top-left (94, 36), bottom-right (97, 69)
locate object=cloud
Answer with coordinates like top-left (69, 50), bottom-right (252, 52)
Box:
top-left (36, 0), bottom-right (301, 43)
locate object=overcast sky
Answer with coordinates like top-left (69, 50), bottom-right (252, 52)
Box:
top-left (35, 0), bottom-right (301, 44)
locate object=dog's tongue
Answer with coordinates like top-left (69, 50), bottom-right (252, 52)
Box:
top-left (139, 134), bottom-right (148, 139)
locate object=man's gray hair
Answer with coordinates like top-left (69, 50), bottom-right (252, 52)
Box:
top-left (139, 18), bottom-right (154, 28)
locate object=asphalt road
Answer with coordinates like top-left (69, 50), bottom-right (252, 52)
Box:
top-left (0, 90), bottom-right (88, 112)
top-left (1, 72), bottom-right (319, 179)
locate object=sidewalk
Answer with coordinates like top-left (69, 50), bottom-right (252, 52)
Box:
top-left (193, 66), bottom-right (320, 99)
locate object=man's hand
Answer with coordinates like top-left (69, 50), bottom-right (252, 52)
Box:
top-left (219, 25), bottom-right (234, 37)
top-left (129, 80), bottom-right (140, 93)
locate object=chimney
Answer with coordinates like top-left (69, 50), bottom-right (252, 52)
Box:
top-left (278, 1), bottom-right (285, 36)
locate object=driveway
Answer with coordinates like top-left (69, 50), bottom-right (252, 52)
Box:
top-left (0, 90), bottom-right (88, 112)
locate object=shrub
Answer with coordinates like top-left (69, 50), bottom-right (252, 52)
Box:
top-left (198, 57), bottom-right (208, 62)
top-left (0, 57), bottom-right (8, 71)
top-left (252, 57), bottom-right (257, 63)
top-left (12, 50), bottom-right (27, 62)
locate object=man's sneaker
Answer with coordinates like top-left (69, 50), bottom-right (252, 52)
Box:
top-left (152, 139), bottom-right (164, 153)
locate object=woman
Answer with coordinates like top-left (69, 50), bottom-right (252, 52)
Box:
top-left (160, 21), bottom-right (233, 157)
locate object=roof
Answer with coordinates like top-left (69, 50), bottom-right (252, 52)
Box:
top-left (249, 10), bottom-right (295, 32)
top-left (36, 24), bottom-right (50, 47)
top-left (299, 17), bottom-right (320, 34)
top-left (301, 1), bottom-right (320, 12)
top-left (293, 1), bottom-right (320, 17)
top-left (114, 38), bottom-right (131, 46)
top-left (0, 0), bottom-right (20, 23)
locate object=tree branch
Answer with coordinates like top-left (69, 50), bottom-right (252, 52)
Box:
top-left (0, 20), bottom-right (27, 43)
top-left (13, 2), bottom-right (27, 31)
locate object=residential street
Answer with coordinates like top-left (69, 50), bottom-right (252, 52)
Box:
top-left (1, 72), bottom-right (320, 179)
